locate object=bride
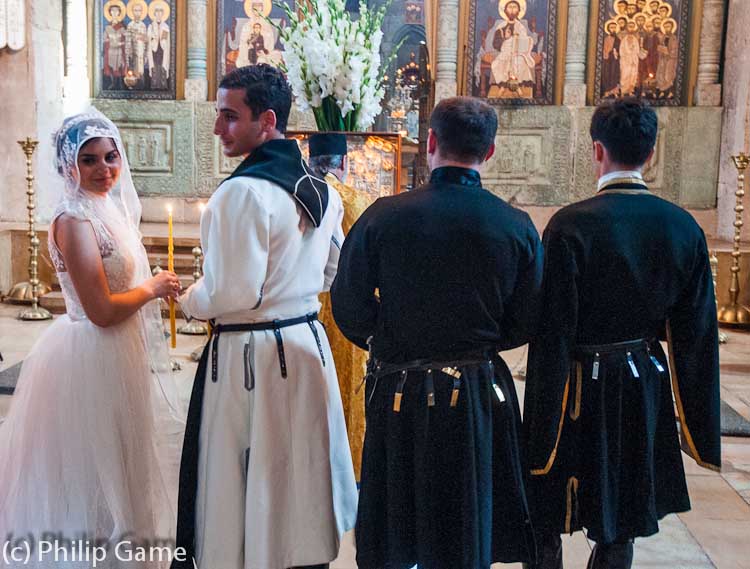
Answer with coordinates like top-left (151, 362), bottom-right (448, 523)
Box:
top-left (0, 110), bottom-right (185, 567)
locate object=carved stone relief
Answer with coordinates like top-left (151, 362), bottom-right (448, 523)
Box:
top-left (192, 101), bottom-right (316, 196)
top-left (486, 133), bottom-right (546, 181)
top-left (88, 101), bottom-right (719, 212)
top-left (194, 102), bottom-right (226, 195)
top-left (217, 138), bottom-right (242, 175)
top-left (483, 107), bottom-right (572, 206)
top-left (93, 99), bottom-right (194, 196)
top-left (119, 123), bottom-right (173, 173)
top-left (641, 130), bottom-right (665, 188)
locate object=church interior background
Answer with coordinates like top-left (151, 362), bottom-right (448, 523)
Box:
top-left (1, 0), bottom-right (750, 566)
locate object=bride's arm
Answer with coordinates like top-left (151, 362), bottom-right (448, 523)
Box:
top-left (54, 215), bottom-right (180, 328)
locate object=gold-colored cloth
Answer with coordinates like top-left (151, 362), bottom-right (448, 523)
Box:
top-left (319, 173), bottom-right (374, 480)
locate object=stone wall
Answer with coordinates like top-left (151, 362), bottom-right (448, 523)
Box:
top-left (33, 100), bottom-right (716, 224)
top-left (717, 0), bottom-right (750, 242)
top-left (0, 0), bottom-right (725, 228)
top-left (31, 0), bottom-right (65, 221)
top-left (483, 105), bottom-right (721, 209)
top-left (92, 99), bottom-right (316, 223)
top-left (1, 0), bottom-right (65, 225)
top-left (0, 0), bottom-right (36, 224)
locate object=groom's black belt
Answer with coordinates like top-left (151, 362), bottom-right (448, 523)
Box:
top-left (209, 312), bottom-right (324, 382)
top-left (364, 349), bottom-right (501, 411)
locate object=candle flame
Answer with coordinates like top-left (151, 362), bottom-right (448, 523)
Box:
top-left (166, 204), bottom-right (173, 214)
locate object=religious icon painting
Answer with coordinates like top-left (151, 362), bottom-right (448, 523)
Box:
top-left (217, 0), bottom-right (293, 79)
top-left (94, 0), bottom-right (177, 99)
top-left (464, 0), bottom-right (559, 105)
top-left (593, 0), bottom-right (688, 105)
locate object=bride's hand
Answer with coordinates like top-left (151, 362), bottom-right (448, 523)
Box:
top-left (146, 271), bottom-right (182, 300)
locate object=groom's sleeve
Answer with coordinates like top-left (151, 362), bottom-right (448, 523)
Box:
top-left (322, 194), bottom-right (345, 292)
top-left (179, 179), bottom-right (269, 320)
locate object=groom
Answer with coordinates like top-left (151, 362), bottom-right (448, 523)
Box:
top-left (174, 64), bottom-right (358, 569)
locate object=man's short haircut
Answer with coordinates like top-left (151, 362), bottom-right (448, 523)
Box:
top-left (430, 96), bottom-right (498, 163)
top-left (590, 97), bottom-right (658, 168)
top-left (219, 64), bottom-right (292, 133)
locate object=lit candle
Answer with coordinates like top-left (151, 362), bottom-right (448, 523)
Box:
top-left (167, 204), bottom-right (176, 348)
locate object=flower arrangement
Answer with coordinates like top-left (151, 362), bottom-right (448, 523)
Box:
top-left (269, 0), bottom-right (394, 132)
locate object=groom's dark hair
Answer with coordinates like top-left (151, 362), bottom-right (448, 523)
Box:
top-left (219, 64), bottom-right (293, 133)
top-left (430, 97), bottom-right (498, 163)
top-left (590, 97), bottom-right (657, 168)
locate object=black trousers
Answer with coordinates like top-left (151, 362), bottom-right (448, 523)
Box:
top-left (524, 535), bottom-right (633, 569)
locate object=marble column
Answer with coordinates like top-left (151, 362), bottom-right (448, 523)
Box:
top-left (62, 0), bottom-right (88, 109)
top-left (184, 0), bottom-right (208, 101)
top-left (32, 0), bottom-right (65, 220)
top-left (0, 0), bottom-right (35, 225)
top-left (434, 0), bottom-right (459, 103)
top-left (4, 0), bottom-right (26, 50)
top-left (563, 0), bottom-right (589, 106)
top-left (716, 0), bottom-right (750, 242)
top-left (694, 0), bottom-right (725, 106)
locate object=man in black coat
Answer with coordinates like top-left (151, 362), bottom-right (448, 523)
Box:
top-left (331, 96), bottom-right (543, 569)
top-left (523, 98), bottom-right (721, 569)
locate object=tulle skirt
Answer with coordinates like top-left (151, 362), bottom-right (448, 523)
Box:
top-left (0, 315), bottom-right (179, 568)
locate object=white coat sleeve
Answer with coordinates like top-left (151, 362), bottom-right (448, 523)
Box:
top-left (322, 192), bottom-right (345, 293)
top-left (178, 179), bottom-right (270, 320)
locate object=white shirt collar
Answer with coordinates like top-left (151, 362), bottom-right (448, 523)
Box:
top-left (597, 170), bottom-right (644, 191)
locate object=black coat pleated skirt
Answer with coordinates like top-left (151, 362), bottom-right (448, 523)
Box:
top-left (527, 340), bottom-right (691, 544)
top-left (355, 356), bottom-right (536, 569)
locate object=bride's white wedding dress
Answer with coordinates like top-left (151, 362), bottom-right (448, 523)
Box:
top-left (0, 112), bottom-right (182, 568)
top-left (0, 209), bottom-right (177, 568)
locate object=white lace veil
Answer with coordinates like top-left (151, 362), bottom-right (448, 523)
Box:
top-left (52, 108), bottom-right (186, 423)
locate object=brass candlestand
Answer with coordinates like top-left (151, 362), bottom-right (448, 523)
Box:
top-left (709, 251), bottom-right (728, 343)
top-left (6, 138), bottom-right (52, 320)
top-left (718, 153), bottom-right (750, 328)
top-left (179, 247), bottom-right (208, 335)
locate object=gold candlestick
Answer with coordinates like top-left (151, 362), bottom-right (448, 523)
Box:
top-left (6, 138), bottom-right (52, 320)
top-left (179, 246), bottom-right (208, 335)
top-left (709, 251), bottom-right (728, 343)
top-left (718, 153), bottom-right (750, 328)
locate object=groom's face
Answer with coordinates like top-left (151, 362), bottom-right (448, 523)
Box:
top-left (214, 87), bottom-right (268, 157)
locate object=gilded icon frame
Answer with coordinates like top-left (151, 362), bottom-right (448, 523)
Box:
top-left (92, 0), bottom-right (181, 99)
top-left (458, 0), bottom-right (567, 105)
top-left (215, 0), bottom-right (295, 85)
top-left (586, 0), bottom-right (704, 105)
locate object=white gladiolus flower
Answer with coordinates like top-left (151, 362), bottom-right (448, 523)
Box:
top-left (273, 0), bottom-right (392, 131)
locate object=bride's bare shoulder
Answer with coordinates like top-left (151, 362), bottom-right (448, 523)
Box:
top-left (52, 213), bottom-right (97, 252)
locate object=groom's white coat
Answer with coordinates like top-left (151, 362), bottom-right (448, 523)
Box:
top-left (179, 175), bottom-right (357, 569)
